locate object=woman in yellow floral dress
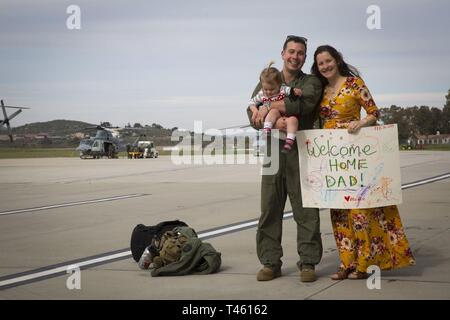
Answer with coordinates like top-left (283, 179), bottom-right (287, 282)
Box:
top-left (311, 45), bottom-right (415, 279)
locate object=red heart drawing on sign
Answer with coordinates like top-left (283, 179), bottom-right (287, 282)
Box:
top-left (344, 196), bottom-right (350, 202)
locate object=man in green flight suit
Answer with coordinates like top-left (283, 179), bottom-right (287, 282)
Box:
top-left (247, 36), bottom-right (323, 282)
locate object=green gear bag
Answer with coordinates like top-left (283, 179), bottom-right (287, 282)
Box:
top-left (151, 226), bottom-right (221, 276)
top-left (158, 229), bottom-right (189, 265)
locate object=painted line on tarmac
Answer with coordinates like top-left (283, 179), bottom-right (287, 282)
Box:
top-left (1, 172), bottom-right (449, 290)
top-left (0, 249), bottom-right (132, 290)
top-left (0, 193), bottom-right (150, 216)
top-left (401, 172), bottom-right (450, 190)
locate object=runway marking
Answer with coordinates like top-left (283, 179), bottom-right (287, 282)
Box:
top-left (0, 251), bottom-right (130, 290)
top-left (400, 173), bottom-right (450, 190)
top-left (0, 172), bottom-right (449, 290)
top-left (0, 193), bottom-right (150, 216)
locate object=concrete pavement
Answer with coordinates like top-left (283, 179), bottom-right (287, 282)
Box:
top-left (0, 151), bottom-right (449, 299)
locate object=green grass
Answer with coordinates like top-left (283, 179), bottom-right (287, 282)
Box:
top-left (420, 144), bottom-right (450, 151)
top-left (400, 144), bottom-right (450, 151)
top-left (0, 148), bottom-right (80, 158)
top-left (0, 148), bottom-right (171, 158)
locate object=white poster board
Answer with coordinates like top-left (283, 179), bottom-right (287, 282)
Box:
top-left (297, 124), bottom-right (402, 209)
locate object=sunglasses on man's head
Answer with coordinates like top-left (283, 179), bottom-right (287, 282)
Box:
top-left (286, 35), bottom-right (308, 44)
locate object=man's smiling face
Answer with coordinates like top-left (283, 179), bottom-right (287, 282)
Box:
top-left (281, 41), bottom-right (306, 73)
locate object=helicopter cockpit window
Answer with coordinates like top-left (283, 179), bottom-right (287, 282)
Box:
top-left (80, 140), bottom-right (93, 146)
top-left (95, 131), bottom-right (109, 139)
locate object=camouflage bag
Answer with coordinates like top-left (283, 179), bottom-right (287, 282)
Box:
top-left (157, 230), bottom-right (190, 266)
top-left (151, 226), bottom-right (221, 276)
top-left (130, 220), bottom-right (188, 262)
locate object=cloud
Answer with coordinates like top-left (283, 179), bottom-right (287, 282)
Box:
top-left (1, 0), bottom-right (449, 129)
top-left (375, 92), bottom-right (447, 108)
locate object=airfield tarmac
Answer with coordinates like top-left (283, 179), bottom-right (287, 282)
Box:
top-left (0, 151), bottom-right (449, 300)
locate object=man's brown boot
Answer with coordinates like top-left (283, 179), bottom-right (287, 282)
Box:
top-left (257, 267), bottom-right (281, 281)
top-left (300, 265), bottom-right (317, 283)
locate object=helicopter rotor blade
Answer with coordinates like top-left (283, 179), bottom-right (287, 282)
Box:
top-left (1, 101), bottom-right (13, 142)
top-left (1, 100), bottom-right (30, 143)
top-left (6, 121), bottom-right (13, 142)
top-left (1, 106), bottom-right (30, 109)
top-left (217, 124), bottom-right (252, 131)
top-left (3, 109), bottom-right (23, 122)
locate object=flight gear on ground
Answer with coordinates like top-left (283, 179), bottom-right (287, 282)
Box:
top-left (148, 226), bottom-right (222, 277)
top-left (130, 220), bottom-right (188, 262)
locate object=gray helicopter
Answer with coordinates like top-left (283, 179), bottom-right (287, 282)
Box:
top-left (76, 125), bottom-right (120, 159)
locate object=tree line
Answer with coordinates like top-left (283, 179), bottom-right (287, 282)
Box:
top-left (379, 89), bottom-right (450, 141)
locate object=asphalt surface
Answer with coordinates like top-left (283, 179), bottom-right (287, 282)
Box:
top-left (0, 151), bottom-right (449, 300)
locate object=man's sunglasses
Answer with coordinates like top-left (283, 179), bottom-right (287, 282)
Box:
top-left (286, 35), bottom-right (308, 44)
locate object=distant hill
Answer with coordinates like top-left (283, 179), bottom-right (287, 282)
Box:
top-left (1, 120), bottom-right (208, 149)
top-left (2, 120), bottom-right (177, 147)
top-left (12, 120), bottom-right (96, 136)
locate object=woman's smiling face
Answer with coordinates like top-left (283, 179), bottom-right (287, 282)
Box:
top-left (316, 51), bottom-right (339, 80)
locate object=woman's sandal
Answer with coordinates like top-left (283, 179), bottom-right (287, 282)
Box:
top-left (330, 268), bottom-right (353, 280)
top-left (348, 271), bottom-right (369, 280)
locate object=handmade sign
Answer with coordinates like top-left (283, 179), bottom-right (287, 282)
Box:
top-left (297, 124), bottom-right (402, 209)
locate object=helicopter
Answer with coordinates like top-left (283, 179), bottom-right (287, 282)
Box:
top-left (76, 125), bottom-right (121, 159)
top-left (1, 99), bottom-right (30, 142)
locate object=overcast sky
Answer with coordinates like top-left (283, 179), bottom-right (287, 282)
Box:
top-left (1, 0), bottom-right (449, 130)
